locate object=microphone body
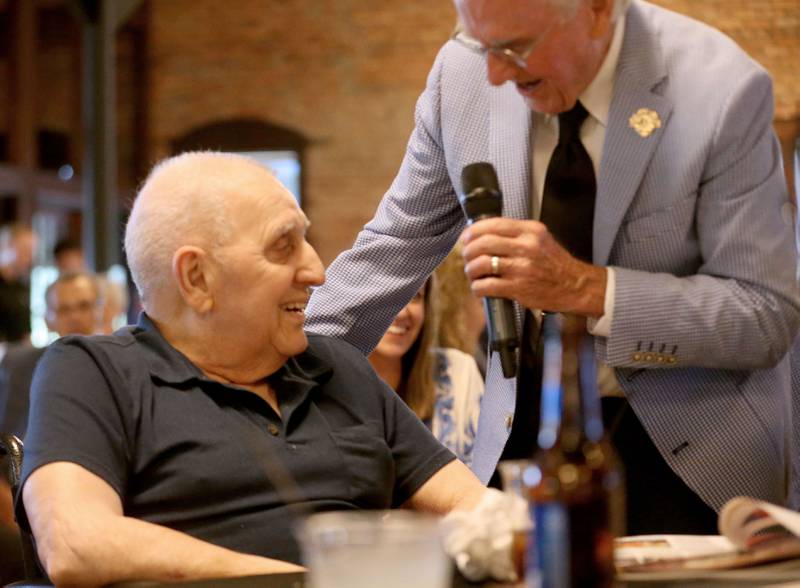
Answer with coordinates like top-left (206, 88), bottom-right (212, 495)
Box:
top-left (460, 162), bottom-right (519, 378)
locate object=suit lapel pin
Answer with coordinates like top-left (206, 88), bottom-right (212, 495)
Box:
top-left (629, 108), bottom-right (661, 138)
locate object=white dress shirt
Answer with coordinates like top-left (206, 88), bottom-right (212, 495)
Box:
top-left (530, 13), bottom-right (626, 339)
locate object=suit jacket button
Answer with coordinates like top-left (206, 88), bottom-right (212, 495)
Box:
top-left (632, 352), bottom-right (642, 362)
top-left (643, 353), bottom-right (654, 363)
top-left (267, 424), bottom-right (280, 436)
top-left (667, 356), bottom-right (678, 364)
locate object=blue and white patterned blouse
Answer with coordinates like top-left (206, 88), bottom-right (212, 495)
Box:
top-left (429, 347), bottom-right (485, 466)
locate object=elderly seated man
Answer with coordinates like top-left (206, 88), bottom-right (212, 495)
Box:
top-left (18, 152), bottom-right (488, 586)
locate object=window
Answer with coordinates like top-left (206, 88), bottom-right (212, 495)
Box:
top-left (172, 118), bottom-right (309, 204)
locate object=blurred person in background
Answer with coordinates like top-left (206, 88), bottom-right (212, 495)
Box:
top-left (52, 237), bottom-right (130, 333)
top-left (368, 276), bottom-right (484, 465)
top-left (0, 270), bottom-right (100, 584)
top-left (53, 238), bottom-right (86, 274)
top-left (2, 271), bottom-right (102, 443)
top-left (44, 272), bottom-right (102, 340)
top-left (0, 223), bottom-right (37, 344)
top-left (434, 242), bottom-right (488, 377)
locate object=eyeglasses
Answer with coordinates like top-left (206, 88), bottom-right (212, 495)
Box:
top-left (54, 300), bottom-right (96, 316)
top-left (451, 19), bottom-right (562, 69)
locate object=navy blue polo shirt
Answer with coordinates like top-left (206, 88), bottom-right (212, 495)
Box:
top-left (19, 314), bottom-right (455, 564)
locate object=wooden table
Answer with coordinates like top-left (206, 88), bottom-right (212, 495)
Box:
top-left (112, 562), bottom-right (800, 588)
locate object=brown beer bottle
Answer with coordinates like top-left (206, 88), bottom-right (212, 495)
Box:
top-left (524, 313), bottom-right (624, 588)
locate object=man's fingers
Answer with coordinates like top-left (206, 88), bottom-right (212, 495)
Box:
top-left (462, 233), bottom-right (518, 263)
top-left (461, 218), bottom-right (544, 243)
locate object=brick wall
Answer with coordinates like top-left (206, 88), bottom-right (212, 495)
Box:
top-left (144, 0), bottom-right (799, 263)
top-left (1, 1), bottom-right (797, 261)
top-left (145, 0), bottom-right (457, 263)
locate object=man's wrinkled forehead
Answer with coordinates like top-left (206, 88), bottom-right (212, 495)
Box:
top-left (246, 184), bottom-right (310, 234)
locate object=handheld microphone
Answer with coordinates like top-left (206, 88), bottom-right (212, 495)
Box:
top-left (460, 162), bottom-right (519, 378)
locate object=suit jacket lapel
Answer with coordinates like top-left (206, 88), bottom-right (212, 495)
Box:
top-left (595, 3), bottom-right (673, 265)
top-left (488, 82), bottom-right (534, 329)
top-left (489, 82), bottom-right (533, 222)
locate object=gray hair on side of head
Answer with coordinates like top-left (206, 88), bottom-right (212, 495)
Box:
top-left (124, 151), bottom-right (266, 309)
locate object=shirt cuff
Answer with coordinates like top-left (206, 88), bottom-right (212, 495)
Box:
top-left (587, 267), bottom-right (614, 338)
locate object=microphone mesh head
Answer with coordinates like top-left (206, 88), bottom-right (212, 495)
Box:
top-left (461, 162), bottom-right (500, 195)
top-left (460, 162), bottom-right (502, 220)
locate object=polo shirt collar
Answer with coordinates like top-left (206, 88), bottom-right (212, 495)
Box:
top-left (136, 313), bottom-right (204, 385)
top-left (135, 312), bottom-right (332, 391)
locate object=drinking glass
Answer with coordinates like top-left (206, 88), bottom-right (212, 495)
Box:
top-left (296, 510), bottom-right (452, 588)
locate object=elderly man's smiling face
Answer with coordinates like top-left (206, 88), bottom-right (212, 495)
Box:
top-left (211, 180), bottom-right (325, 368)
top-left (455, 0), bottom-right (614, 114)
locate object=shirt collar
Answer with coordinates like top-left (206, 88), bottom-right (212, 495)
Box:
top-left (579, 12), bottom-right (626, 127)
top-left (134, 312), bottom-right (331, 390)
top-left (134, 312), bottom-right (205, 385)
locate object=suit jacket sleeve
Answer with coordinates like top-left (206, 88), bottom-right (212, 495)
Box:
top-left (306, 45), bottom-right (466, 354)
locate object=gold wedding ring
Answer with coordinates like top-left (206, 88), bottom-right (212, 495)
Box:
top-left (491, 255), bottom-right (500, 276)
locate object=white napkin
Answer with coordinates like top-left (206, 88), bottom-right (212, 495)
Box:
top-left (440, 488), bottom-right (532, 582)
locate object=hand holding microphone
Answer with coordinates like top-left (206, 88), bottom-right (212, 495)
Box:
top-left (459, 162), bottom-right (519, 378)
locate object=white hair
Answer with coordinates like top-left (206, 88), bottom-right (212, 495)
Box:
top-left (124, 151), bottom-right (270, 309)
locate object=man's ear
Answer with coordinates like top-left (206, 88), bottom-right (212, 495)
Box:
top-left (173, 246), bottom-right (214, 314)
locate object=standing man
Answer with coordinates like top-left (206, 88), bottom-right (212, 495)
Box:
top-left (0, 223), bottom-right (37, 344)
top-left (307, 0), bottom-right (800, 534)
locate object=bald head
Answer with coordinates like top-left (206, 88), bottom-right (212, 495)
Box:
top-left (124, 152), bottom-right (285, 312)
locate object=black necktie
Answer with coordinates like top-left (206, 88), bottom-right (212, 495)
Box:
top-left (540, 101), bottom-right (596, 262)
top-left (495, 102), bottom-right (596, 469)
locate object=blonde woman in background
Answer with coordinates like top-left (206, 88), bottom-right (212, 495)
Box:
top-left (368, 274), bottom-right (484, 465)
top-left (435, 242), bottom-right (487, 376)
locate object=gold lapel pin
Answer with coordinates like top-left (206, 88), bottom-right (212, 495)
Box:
top-left (629, 108), bottom-right (661, 138)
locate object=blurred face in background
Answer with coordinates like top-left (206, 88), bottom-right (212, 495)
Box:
top-left (45, 275), bottom-right (100, 337)
top-left (55, 248), bottom-right (87, 274)
top-left (371, 285), bottom-right (427, 361)
top-left (0, 228), bottom-right (37, 279)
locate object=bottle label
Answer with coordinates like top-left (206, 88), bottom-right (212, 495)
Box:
top-left (532, 502), bottom-right (570, 588)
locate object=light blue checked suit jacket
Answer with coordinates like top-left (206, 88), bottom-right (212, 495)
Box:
top-left (306, 0), bottom-right (800, 512)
